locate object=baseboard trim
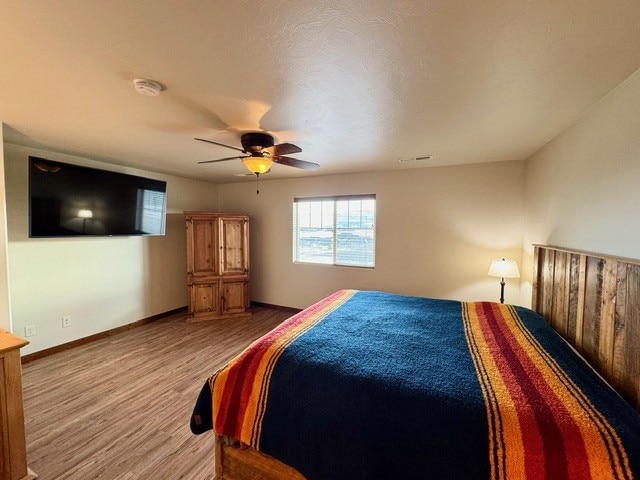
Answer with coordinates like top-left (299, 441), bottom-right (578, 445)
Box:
top-left (250, 301), bottom-right (301, 314)
top-left (21, 306), bottom-right (187, 364)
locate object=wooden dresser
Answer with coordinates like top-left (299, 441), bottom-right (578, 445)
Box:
top-left (184, 212), bottom-right (250, 322)
top-left (0, 330), bottom-right (35, 480)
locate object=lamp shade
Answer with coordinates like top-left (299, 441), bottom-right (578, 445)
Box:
top-left (243, 157), bottom-right (273, 174)
top-left (488, 258), bottom-right (520, 278)
top-left (77, 209), bottom-right (93, 219)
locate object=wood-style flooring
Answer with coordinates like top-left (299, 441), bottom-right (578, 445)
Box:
top-left (21, 306), bottom-right (295, 479)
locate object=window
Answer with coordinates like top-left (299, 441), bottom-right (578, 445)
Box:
top-left (136, 188), bottom-right (166, 234)
top-left (293, 195), bottom-right (376, 267)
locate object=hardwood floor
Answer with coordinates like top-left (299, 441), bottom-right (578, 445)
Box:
top-left (21, 306), bottom-right (296, 479)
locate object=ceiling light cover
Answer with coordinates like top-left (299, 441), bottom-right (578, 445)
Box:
top-left (243, 157), bottom-right (274, 174)
top-left (133, 78), bottom-right (163, 96)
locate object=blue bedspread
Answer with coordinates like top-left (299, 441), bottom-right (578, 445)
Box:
top-left (191, 290), bottom-right (640, 480)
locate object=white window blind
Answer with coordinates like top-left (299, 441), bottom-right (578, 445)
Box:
top-left (135, 188), bottom-right (166, 235)
top-left (293, 195), bottom-right (376, 268)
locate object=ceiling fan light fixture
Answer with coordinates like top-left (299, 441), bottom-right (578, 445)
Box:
top-left (243, 157), bottom-right (273, 174)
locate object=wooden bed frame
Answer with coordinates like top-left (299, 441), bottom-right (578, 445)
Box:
top-left (532, 245), bottom-right (640, 413)
top-left (215, 436), bottom-right (304, 480)
top-left (213, 244), bottom-right (640, 480)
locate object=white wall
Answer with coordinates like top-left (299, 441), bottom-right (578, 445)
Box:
top-left (522, 67), bottom-right (640, 305)
top-left (0, 125), bottom-right (12, 331)
top-left (4, 143), bottom-right (219, 354)
top-left (219, 160), bottom-right (525, 309)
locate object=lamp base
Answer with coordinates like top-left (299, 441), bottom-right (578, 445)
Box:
top-left (499, 279), bottom-right (505, 304)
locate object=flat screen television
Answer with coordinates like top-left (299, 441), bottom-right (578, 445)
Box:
top-left (29, 156), bottom-right (167, 237)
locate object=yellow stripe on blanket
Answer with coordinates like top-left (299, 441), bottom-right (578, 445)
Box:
top-left (463, 301), bottom-right (631, 480)
top-left (210, 289), bottom-right (357, 448)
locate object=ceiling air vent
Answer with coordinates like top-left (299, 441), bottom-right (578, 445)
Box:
top-left (398, 155), bottom-right (433, 163)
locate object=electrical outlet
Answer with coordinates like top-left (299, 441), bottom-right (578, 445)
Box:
top-left (24, 325), bottom-right (36, 337)
top-left (62, 315), bottom-right (71, 328)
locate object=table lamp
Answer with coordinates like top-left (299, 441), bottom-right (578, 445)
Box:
top-left (488, 258), bottom-right (520, 304)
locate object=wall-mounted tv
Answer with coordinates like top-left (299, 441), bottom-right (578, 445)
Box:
top-left (29, 156), bottom-right (167, 237)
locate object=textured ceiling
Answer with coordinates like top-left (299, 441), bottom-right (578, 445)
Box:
top-left (1, 0), bottom-right (640, 183)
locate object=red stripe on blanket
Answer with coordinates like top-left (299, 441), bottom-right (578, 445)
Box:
top-left (476, 302), bottom-right (591, 479)
top-left (464, 302), bottom-right (631, 480)
top-left (212, 290), bottom-right (357, 443)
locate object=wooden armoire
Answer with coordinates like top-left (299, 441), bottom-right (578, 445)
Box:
top-left (184, 212), bottom-right (250, 322)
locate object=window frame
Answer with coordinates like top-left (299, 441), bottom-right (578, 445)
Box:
top-left (292, 194), bottom-right (376, 268)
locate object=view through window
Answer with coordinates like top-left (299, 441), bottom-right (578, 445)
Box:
top-left (293, 195), bottom-right (376, 267)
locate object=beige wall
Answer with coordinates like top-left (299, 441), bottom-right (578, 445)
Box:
top-left (5, 63), bottom-right (637, 352)
top-left (522, 67), bottom-right (640, 304)
top-left (4, 143), bottom-right (218, 354)
top-left (0, 125), bottom-right (12, 331)
top-left (219, 160), bottom-right (525, 309)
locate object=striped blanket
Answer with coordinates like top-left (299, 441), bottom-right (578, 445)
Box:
top-left (191, 290), bottom-right (640, 480)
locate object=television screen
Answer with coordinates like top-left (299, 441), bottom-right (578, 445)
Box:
top-left (29, 156), bottom-right (167, 237)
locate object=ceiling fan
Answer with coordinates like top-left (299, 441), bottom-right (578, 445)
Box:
top-left (195, 132), bottom-right (320, 175)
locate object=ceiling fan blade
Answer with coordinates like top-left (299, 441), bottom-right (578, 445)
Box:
top-left (274, 156), bottom-right (320, 170)
top-left (265, 143), bottom-right (302, 156)
top-left (195, 137), bottom-right (246, 153)
top-left (197, 155), bottom-right (248, 164)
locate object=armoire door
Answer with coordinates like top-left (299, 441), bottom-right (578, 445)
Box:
top-left (219, 217), bottom-right (249, 276)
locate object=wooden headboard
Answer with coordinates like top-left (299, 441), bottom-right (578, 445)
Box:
top-left (532, 245), bottom-right (640, 413)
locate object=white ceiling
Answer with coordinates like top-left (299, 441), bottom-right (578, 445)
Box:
top-left (1, 0), bottom-right (640, 183)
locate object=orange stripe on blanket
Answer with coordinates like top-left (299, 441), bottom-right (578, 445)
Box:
top-left (463, 302), bottom-right (632, 480)
top-left (210, 289), bottom-right (357, 448)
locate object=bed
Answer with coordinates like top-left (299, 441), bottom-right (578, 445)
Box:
top-left (191, 245), bottom-right (640, 479)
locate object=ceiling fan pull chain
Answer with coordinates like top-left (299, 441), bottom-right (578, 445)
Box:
top-left (256, 173), bottom-right (260, 194)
